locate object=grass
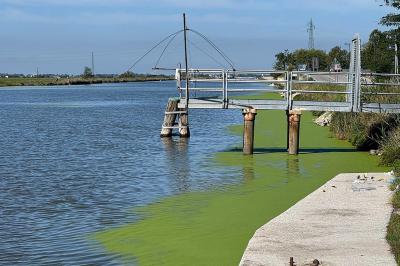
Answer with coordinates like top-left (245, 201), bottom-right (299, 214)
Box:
top-left (387, 183), bottom-right (400, 265)
top-left (293, 83), bottom-right (347, 103)
top-left (387, 212), bottom-right (400, 265)
top-left (380, 128), bottom-right (400, 172)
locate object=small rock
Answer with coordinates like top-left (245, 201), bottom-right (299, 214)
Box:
top-left (314, 112), bottom-right (333, 127)
top-left (312, 259), bottom-right (320, 266)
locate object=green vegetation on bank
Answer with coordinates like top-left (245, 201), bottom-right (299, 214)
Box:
top-left (387, 176), bottom-right (400, 265)
top-left (0, 75), bottom-right (173, 87)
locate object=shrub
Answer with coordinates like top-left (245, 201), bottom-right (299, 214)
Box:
top-left (331, 113), bottom-right (400, 150)
top-left (380, 128), bottom-right (400, 166)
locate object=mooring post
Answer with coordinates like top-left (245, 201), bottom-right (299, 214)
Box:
top-left (242, 108), bottom-right (257, 155)
top-left (160, 98), bottom-right (179, 138)
top-left (287, 110), bottom-right (301, 155)
top-left (178, 109), bottom-right (190, 138)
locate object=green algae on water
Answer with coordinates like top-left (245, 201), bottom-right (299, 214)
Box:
top-left (94, 110), bottom-right (387, 266)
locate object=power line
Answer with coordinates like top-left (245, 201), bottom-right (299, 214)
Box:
top-left (92, 52), bottom-right (95, 76)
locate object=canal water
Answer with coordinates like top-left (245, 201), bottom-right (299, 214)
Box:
top-left (0, 81), bottom-right (243, 265)
top-left (0, 81), bottom-right (385, 265)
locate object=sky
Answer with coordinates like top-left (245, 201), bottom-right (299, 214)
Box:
top-left (0, 0), bottom-right (394, 74)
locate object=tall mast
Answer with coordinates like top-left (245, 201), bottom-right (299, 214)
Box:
top-left (183, 13), bottom-right (189, 108)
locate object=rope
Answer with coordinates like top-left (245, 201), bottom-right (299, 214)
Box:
top-left (154, 31), bottom-right (183, 69)
top-left (188, 40), bottom-right (227, 69)
top-left (124, 29), bottom-right (184, 73)
top-left (189, 29), bottom-right (236, 70)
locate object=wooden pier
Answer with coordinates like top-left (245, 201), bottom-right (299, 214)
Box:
top-left (160, 35), bottom-right (400, 155)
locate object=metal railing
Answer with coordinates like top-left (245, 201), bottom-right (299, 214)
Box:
top-left (174, 68), bottom-right (400, 113)
top-left (173, 36), bottom-right (400, 113)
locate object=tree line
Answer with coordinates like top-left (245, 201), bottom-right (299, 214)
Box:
top-left (274, 0), bottom-right (400, 73)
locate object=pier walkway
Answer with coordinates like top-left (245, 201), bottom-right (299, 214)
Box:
top-left (239, 173), bottom-right (396, 266)
top-left (160, 35), bottom-right (400, 155)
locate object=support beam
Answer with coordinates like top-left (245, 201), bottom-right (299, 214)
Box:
top-left (243, 108), bottom-right (257, 155)
top-left (160, 98), bottom-right (179, 138)
top-left (178, 109), bottom-right (190, 138)
top-left (287, 110), bottom-right (301, 155)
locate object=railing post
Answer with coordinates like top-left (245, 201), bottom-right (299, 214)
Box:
top-left (225, 71), bottom-right (228, 108)
top-left (222, 70), bottom-right (228, 109)
top-left (287, 71), bottom-right (292, 111)
top-left (349, 34), bottom-right (361, 112)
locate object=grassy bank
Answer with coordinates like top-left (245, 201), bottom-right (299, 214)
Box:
top-left (94, 108), bottom-right (386, 265)
top-left (0, 76), bottom-right (173, 87)
top-left (387, 178), bottom-right (400, 265)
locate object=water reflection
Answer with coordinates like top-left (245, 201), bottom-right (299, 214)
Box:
top-left (161, 137), bottom-right (190, 192)
top-left (286, 156), bottom-right (300, 176)
top-left (242, 159), bottom-right (255, 182)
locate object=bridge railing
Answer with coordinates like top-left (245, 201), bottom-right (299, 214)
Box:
top-left (177, 69), bottom-right (290, 109)
top-left (290, 71), bottom-right (353, 112)
top-left (176, 68), bottom-right (400, 113)
top-left (360, 72), bottom-right (400, 113)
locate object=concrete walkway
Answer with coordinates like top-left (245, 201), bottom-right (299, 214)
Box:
top-left (240, 173), bottom-right (396, 266)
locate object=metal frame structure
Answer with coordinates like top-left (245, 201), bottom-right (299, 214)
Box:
top-left (174, 35), bottom-right (400, 113)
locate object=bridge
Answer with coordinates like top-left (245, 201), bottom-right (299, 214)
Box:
top-left (160, 35), bottom-right (400, 155)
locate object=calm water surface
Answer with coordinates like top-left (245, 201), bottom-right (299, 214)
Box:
top-left (0, 81), bottom-right (243, 265)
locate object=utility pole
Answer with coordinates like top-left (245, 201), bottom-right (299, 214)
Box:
top-left (395, 43), bottom-right (399, 75)
top-left (183, 13), bottom-right (189, 108)
top-left (91, 52), bottom-right (95, 77)
top-left (36, 67), bottom-right (39, 78)
top-left (307, 19), bottom-right (315, 50)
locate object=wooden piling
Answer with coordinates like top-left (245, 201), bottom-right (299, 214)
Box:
top-left (287, 110), bottom-right (301, 155)
top-left (178, 109), bottom-right (190, 138)
top-left (160, 98), bottom-right (179, 138)
top-left (243, 108), bottom-right (257, 155)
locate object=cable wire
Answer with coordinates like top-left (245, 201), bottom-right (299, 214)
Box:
top-left (154, 31), bottom-right (183, 69)
top-left (189, 29), bottom-right (236, 70)
top-left (188, 40), bottom-right (227, 69)
top-left (124, 29), bottom-right (184, 73)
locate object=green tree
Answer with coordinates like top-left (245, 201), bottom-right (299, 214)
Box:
top-left (361, 29), bottom-right (397, 73)
top-left (381, 0), bottom-right (400, 26)
top-left (292, 49), bottom-right (329, 71)
top-left (82, 66), bottom-right (93, 78)
top-left (274, 50), bottom-right (294, 70)
top-left (327, 46), bottom-right (350, 69)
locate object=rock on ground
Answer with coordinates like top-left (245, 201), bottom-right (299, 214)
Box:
top-left (314, 112), bottom-right (333, 127)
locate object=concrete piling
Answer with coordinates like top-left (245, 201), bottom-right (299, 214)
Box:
top-left (243, 108), bottom-right (257, 155)
top-left (287, 110), bottom-right (301, 155)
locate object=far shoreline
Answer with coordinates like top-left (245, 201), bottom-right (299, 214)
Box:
top-left (0, 76), bottom-right (174, 88)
